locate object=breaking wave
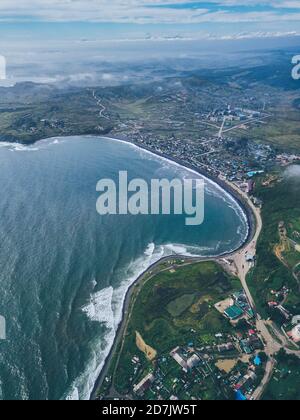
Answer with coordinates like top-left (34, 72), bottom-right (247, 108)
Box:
top-left (65, 237), bottom-right (224, 400)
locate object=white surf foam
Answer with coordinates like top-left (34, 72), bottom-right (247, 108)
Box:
top-left (82, 287), bottom-right (114, 324)
top-left (65, 231), bottom-right (237, 401)
top-left (65, 242), bottom-right (167, 400)
top-left (164, 243), bottom-right (214, 257)
top-left (0, 142), bottom-right (40, 152)
top-left (0, 137), bottom-right (65, 153)
top-left (1, 134), bottom-right (248, 400)
top-left (65, 166), bottom-right (249, 400)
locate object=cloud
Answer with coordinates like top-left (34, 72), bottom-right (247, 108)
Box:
top-left (0, 1), bottom-right (300, 24)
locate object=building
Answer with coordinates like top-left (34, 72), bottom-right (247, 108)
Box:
top-left (133, 373), bottom-right (155, 395)
top-left (248, 335), bottom-right (263, 351)
top-left (217, 343), bottom-right (235, 353)
top-left (187, 354), bottom-right (201, 370)
top-left (224, 305), bottom-right (244, 320)
top-left (292, 315), bottom-right (300, 326)
top-left (170, 348), bottom-right (201, 371)
top-left (241, 339), bottom-right (252, 354)
top-left (170, 348), bottom-right (188, 371)
top-left (247, 180), bottom-right (255, 194)
top-left (277, 305), bottom-right (291, 321)
top-left (254, 355), bottom-right (262, 367)
top-left (288, 325), bottom-right (300, 343)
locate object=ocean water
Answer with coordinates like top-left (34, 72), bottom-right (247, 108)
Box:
top-left (0, 136), bottom-right (248, 400)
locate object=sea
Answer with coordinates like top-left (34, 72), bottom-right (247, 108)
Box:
top-left (0, 136), bottom-right (248, 400)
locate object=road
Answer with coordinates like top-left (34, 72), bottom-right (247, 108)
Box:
top-left (221, 114), bottom-right (271, 135)
top-left (92, 90), bottom-right (110, 120)
top-left (226, 180), bottom-right (300, 399)
top-left (92, 174), bottom-right (299, 401)
top-left (218, 116), bottom-right (226, 138)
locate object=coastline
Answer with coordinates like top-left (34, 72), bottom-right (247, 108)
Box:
top-left (0, 135), bottom-right (258, 400)
top-left (0, 134), bottom-right (255, 247)
top-left (101, 134), bottom-right (256, 246)
top-left (89, 134), bottom-right (258, 400)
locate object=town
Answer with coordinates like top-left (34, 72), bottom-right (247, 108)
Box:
top-left (98, 286), bottom-right (268, 401)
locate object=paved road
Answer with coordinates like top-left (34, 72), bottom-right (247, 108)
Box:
top-left (93, 178), bottom-right (300, 401)
top-left (227, 183), bottom-right (300, 399)
top-left (92, 90), bottom-right (110, 120)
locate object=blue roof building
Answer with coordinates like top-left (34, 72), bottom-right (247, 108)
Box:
top-left (236, 390), bottom-right (247, 401)
top-left (254, 355), bottom-right (262, 366)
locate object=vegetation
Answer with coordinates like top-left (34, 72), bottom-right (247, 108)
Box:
top-left (245, 103), bottom-right (300, 153)
top-left (113, 261), bottom-right (240, 394)
top-left (263, 350), bottom-right (300, 400)
top-left (248, 168), bottom-right (300, 321)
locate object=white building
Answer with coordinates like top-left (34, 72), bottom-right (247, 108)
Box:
top-left (288, 325), bottom-right (300, 343)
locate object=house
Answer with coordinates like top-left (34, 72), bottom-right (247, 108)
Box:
top-left (247, 180), bottom-right (255, 194)
top-left (170, 348), bottom-right (188, 371)
top-left (288, 324), bottom-right (300, 343)
top-left (133, 373), bottom-right (155, 395)
top-left (245, 253), bottom-right (255, 263)
top-left (187, 354), bottom-right (201, 370)
top-left (241, 340), bottom-right (252, 354)
top-left (254, 355), bottom-right (262, 367)
top-left (292, 315), bottom-right (300, 326)
top-left (217, 343), bottom-right (235, 353)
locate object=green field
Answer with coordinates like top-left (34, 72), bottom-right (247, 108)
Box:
top-left (113, 261), bottom-right (241, 395)
top-left (263, 350), bottom-right (300, 400)
top-left (238, 91), bottom-right (300, 153)
top-left (248, 167), bottom-right (300, 321)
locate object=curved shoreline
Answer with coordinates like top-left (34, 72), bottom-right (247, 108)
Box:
top-left (0, 135), bottom-right (257, 400)
top-left (101, 134), bottom-right (256, 247)
top-left (89, 134), bottom-right (258, 400)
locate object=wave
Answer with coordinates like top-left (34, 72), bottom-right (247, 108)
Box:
top-left (1, 134), bottom-right (249, 400)
top-left (0, 137), bottom-right (63, 152)
top-left (65, 224), bottom-right (247, 401)
top-left (66, 237), bottom-right (221, 400)
top-left (164, 243), bottom-right (213, 257)
top-left (0, 142), bottom-right (40, 152)
top-left (65, 242), bottom-right (166, 400)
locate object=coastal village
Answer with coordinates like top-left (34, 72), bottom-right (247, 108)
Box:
top-left (4, 65), bottom-right (299, 401)
top-left (99, 282), bottom-right (268, 401)
top-left (128, 290), bottom-right (265, 401)
top-left (111, 102), bottom-right (300, 187)
top-left (98, 237), bottom-right (300, 401)
top-left (96, 100), bottom-right (300, 400)
top-left (1, 6), bottom-right (300, 401)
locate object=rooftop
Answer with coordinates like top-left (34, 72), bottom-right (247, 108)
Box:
top-left (224, 305), bottom-right (244, 320)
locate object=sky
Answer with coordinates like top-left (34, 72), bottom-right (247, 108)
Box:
top-left (0, 1), bottom-right (299, 84)
top-left (0, 1), bottom-right (300, 37)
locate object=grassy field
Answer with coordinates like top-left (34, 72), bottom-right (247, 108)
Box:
top-left (243, 93), bottom-right (300, 153)
top-left (113, 261), bottom-right (241, 395)
top-left (263, 350), bottom-right (300, 400)
top-left (0, 89), bottom-right (113, 143)
top-left (248, 167), bottom-right (300, 321)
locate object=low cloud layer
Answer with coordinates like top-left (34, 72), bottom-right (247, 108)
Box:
top-left (284, 164), bottom-right (300, 179)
